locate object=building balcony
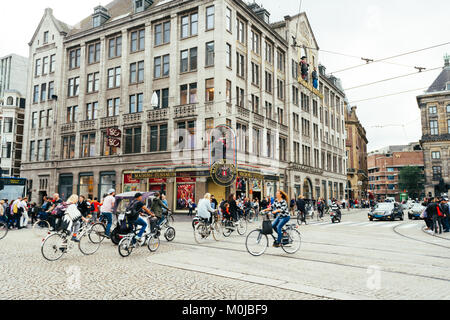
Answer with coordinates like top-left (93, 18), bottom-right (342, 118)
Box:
top-left (268, 119), bottom-right (278, 130)
top-left (147, 108), bottom-right (169, 122)
top-left (236, 105), bottom-right (250, 121)
top-left (252, 112), bottom-right (265, 126)
top-left (123, 112), bottom-right (142, 125)
top-left (279, 124), bottom-right (288, 135)
top-left (348, 168), bottom-right (356, 174)
top-left (79, 119), bottom-right (97, 132)
top-left (174, 103), bottom-right (198, 119)
top-left (60, 123), bottom-right (76, 134)
top-left (100, 116), bottom-right (118, 128)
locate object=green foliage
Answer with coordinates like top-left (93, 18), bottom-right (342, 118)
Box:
top-left (398, 166), bottom-right (424, 199)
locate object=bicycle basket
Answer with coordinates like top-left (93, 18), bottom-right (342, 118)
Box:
top-left (261, 220), bottom-right (273, 235)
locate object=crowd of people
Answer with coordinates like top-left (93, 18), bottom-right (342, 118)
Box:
top-left (421, 197), bottom-right (449, 234)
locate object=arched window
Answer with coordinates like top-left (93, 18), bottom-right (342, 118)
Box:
top-left (6, 96), bottom-right (14, 105)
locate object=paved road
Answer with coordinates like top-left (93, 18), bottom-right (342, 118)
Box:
top-left (0, 209), bottom-right (449, 300)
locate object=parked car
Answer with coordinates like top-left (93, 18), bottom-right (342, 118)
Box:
top-left (408, 203), bottom-right (426, 220)
top-left (368, 202), bottom-right (404, 221)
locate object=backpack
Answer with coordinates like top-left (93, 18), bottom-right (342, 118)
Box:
top-left (125, 200), bottom-right (140, 221)
top-left (13, 202), bottom-right (18, 214)
top-left (51, 202), bottom-right (68, 218)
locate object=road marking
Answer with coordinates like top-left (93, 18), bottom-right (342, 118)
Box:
top-left (397, 223), bottom-right (420, 229)
top-left (379, 223), bottom-right (403, 228)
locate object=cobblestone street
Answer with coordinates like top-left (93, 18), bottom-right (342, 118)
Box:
top-left (1, 209), bottom-right (449, 300)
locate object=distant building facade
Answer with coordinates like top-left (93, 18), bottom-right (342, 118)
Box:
top-left (417, 55), bottom-right (450, 198)
top-left (345, 106), bottom-right (368, 201)
top-left (368, 143), bottom-right (424, 201)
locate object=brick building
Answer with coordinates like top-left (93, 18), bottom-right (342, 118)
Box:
top-left (368, 144), bottom-right (424, 201)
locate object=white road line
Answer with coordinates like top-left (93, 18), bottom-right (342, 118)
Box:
top-left (379, 223), bottom-right (402, 228)
top-left (397, 223), bottom-right (420, 229)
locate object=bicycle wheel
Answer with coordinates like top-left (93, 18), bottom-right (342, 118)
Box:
top-left (33, 220), bottom-right (50, 238)
top-left (148, 235), bottom-right (161, 252)
top-left (118, 236), bottom-right (134, 258)
top-left (0, 222), bottom-right (8, 240)
top-left (78, 231), bottom-right (101, 256)
top-left (41, 233), bottom-right (67, 261)
top-left (222, 221), bottom-right (233, 237)
top-left (245, 230), bottom-right (268, 257)
top-left (89, 223), bottom-right (106, 244)
top-left (164, 227), bottom-right (176, 242)
top-left (212, 222), bottom-right (223, 241)
top-left (281, 229), bottom-right (302, 254)
top-left (237, 219), bottom-right (247, 236)
top-left (194, 223), bottom-right (209, 244)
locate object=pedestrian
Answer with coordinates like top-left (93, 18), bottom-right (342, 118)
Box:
top-left (187, 198), bottom-right (194, 217)
top-left (227, 194), bottom-right (238, 222)
top-left (47, 193), bottom-right (63, 231)
top-left (30, 203), bottom-right (39, 225)
top-left (426, 198), bottom-right (442, 234)
top-left (317, 198), bottom-right (325, 220)
top-left (90, 197), bottom-right (101, 222)
top-left (440, 198), bottom-right (449, 233)
top-left (210, 195), bottom-right (218, 210)
top-left (77, 195), bottom-right (91, 218)
top-left (19, 197), bottom-right (29, 229)
top-left (0, 200), bottom-right (5, 224)
top-left (161, 194), bottom-right (169, 216)
top-left (100, 189), bottom-right (116, 238)
top-left (296, 195), bottom-right (307, 225)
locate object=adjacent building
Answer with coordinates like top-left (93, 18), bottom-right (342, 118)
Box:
top-left (345, 105), bottom-right (368, 201)
top-left (0, 54), bottom-right (28, 177)
top-left (368, 143), bottom-right (424, 202)
top-left (21, 0), bottom-right (347, 210)
top-left (417, 55), bottom-right (450, 198)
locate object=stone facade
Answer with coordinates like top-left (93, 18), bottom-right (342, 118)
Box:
top-left (21, 0), bottom-right (347, 209)
top-left (417, 56), bottom-right (450, 198)
top-left (345, 106), bottom-right (368, 201)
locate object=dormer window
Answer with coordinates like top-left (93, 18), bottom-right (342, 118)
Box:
top-left (92, 6), bottom-right (110, 28)
top-left (134, 0), bottom-right (153, 13)
top-left (446, 82), bottom-right (450, 91)
top-left (43, 31), bottom-right (49, 44)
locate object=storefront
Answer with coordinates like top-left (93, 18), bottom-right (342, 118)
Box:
top-left (78, 173), bottom-right (94, 199)
top-left (99, 172), bottom-right (116, 200)
top-left (58, 174), bottom-right (73, 201)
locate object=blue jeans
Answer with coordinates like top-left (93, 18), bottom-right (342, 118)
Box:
top-left (272, 216), bottom-right (291, 244)
top-left (133, 217), bottom-right (147, 239)
top-left (442, 216), bottom-right (449, 232)
top-left (101, 212), bottom-right (113, 236)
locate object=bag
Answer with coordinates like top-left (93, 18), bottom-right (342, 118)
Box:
top-left (52, 203), bottom-right (68, 218)
top-left (437, 206), bottom-right (444, 217)
top-left (262, 220), bottom-right (273, 235)
top-left (420, 209), bottom-right (427, 219)
top-left (125, 200), bottom-right (139, 222)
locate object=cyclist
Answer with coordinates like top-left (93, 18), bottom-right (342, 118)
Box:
top-left (100, 189), bottom-right (116, 239)
top-left (330, 199), bottom-right (342, 220)
top-left (262, 191), bottom-right (290, 248)
top-left (126, 193), bottom-right (154, 246)
top-left (62, 195), bottom-right (90, 243)
top-left (197, 193), bottom-right (217, 224)
top-left (150, 192), bottom-right (170, 232)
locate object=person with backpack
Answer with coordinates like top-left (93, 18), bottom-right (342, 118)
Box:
top-left (90, 198), bottom-right (101, 222)
top-left (150, 192), bottom-right (170, 232)
top-left (100, 189), bottom-right (116, 239)
top-left (126, 193), bottom-right (153, 246)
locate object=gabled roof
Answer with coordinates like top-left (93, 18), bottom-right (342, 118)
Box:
top-left (271, 12), bottom-right (320, 50)
top-left (29, 8), bottom-right (72, 45)
top-left (426, 66), bottom-right (450, 93)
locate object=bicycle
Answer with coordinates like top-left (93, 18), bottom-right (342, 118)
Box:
top-left (41, 216), bottom-right (105, 261)
top-left (159, 212), bottom-right (176, 242)
top-left (32, 213), bottom-right (51, 238)
top-left (117, 215), bottom-right (161, 258)
top-left (0, 221), bottom-right (8, 240)
top-left (222, 214), bottom-right (247, 237)
top-left (246, 212), bottom-right (302, 257)
top-left (193, 212), bottom-right (222, 244)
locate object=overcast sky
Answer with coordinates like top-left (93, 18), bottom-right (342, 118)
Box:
top-left (1, 0), bottom-right (449, 151)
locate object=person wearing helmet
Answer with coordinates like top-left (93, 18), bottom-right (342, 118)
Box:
top-left (100, 189), bottom-right (116, 238)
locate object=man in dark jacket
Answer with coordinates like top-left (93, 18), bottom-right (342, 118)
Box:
top-left (77, 196), bottom-right (92, 218)
top-left (439, 198), bottom-right (449, 233)
top-left (150, 192), bottom-right (170, 232)
top-left (426, 198), bottom-right (441, 234)
top-left (296, 196), bottom-right (307, 225)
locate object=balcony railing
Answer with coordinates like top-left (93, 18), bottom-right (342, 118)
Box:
top-left (236, 105), bottom-right (250, 120)
top-left (60, 123), bottom-right (76, 133)
top-left (174, 104), bottom-right (198, 118)
top-left (123, 112), bottom-right (142, 125)
top-left (279, 124), bottom-right (288, 135)
top-left (268, 119), bottom-right (278, 129)
top-left (100, 116), bottom-right (118, 128)
top-left (80, 119), bottom-right (97, 131)
top-left (252, 112), bottom-right (265, 126)
top-left (148, 108), bottom-right (169, 122)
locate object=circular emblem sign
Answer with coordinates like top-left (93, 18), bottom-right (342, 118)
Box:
top-left (210, 160), bottom-right (238, 187)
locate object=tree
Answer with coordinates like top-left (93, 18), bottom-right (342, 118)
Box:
top-left (398, 166), bottom-right (424, 199)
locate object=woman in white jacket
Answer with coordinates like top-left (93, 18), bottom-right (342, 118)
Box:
top-left (197, 193), bottom-right (217, 224)
top-left (63, 195), bottom-right (89, 242)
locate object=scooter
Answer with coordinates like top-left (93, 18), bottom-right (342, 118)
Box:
top-left (330, 209), bottom-right (341, 224)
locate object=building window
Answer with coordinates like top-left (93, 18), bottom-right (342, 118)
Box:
top-left (293, 113), bottom-right (299, 132)
top-left (130, 61), bottom-right (144, 84)
top-left (86, 102), bottom-right (99, 120)
top-left (36, 140), bottom-right (44, 161)
top-left (279, 137), bottom-right (287, 161)
top-left (205, 41), bottom-right (215, 67)
top-left (251, 95), bottom-right (259, 114)
top-left (81, 133), bottom-right (96, 158)
top-left (40, 83), bottom-right (47, 102)
top-left (251, 62), bottom-right (260, 86)
top-left (226, 80), bottom-right (232, 104)
top-left (180, 12), bottom-right (198, 39)
top-left (265, 42), bottom-right (273, 64)
top-left (68, 77), bottom-right (80, 97)
top-left (429, 106), bottom-right (437, 114)
top-left (62, 136), bottom-right (76, 160)
top-left (48, 81), bottom-right (55, 100)
top-left (42, 56), bottom-right (49, 75)
top-left (448, 119), bottom-right (450, 134)
top-left (153, 88), bottom-right (169, 109)
top-left (102, 132), bottom-right (118, 156)
top-left (66, 106), bottom-right (78, 123)
top-left (176, 121), bottom-right (196, 150)
top-left (44, 139), bottom-right (51, 161)
top-left (432, 166), bottom-right (442, 180)
top-left (39, 110), bottom-right (46, 128)
top-left (236, 19), bottom-right (245, 43)
top-left (277, 50), bottom-right (285, 71)
top-left (277, 79), bottom-right (284, 100)
top-left (180, 83), bottom-right (197, 105)
top-left (43, 31), bottom-right (49, 44)
top-left (129, 93), bottom-right (143, 113)
top-left (154, 55), bottom-right (170, 78)
top-left (430, 120), bottom-right (438, 135)
top-left (35, 59), bottom-right (41, 77)
top-left (69, 48), bottom-right (81, 69)
top-left (236, 87), bottom-right (245, 107)
top-left (252, 127), bottom-right (261, 156)
top-left (266, 102), bottom-right (272, 119)
top-left (155, 21), bottom-right (170, 46)
top-left (32, 112), bottom-right (38, 129)
top-left (292, 86), bottom-right (299, 106)
top-left (107, 98), bottom-right (120, 117)
top-left (206, 6), bottom-right (215, 30)
top-left (124, 127), bottom-right (142, 154)
top-left (446, 104), bottom-right (450, 113)
top-left (432, 151), bottom-right (441, 159)
top-left (87, 42), bottom-right (101, 64)
top-left (236, 52), bottom-right (245, 78)
top-left (107, 67), bottom-right (121, 89)
top-left (226, 7), bottom-right (232, 32)
top-left (149, 124), bottom-right (168, 152)
top-left (108, 35), bottom-right (122, 58)
top-left (226, 43), bottom-right (232, 69)
top-left (130, 29), bottom-right (145, 52)
top-left (87, 72), bottom-right (100, 93)
top-left (47, 109), bottom-right (53, 126)
top-left (236, 123), bottom-right (248, 152)
top-left (251, 30), bottom-right (260, 54)
top-left (29, 141), bottom-right (35, 161)
top-left (205, 79), bottom-right (214, 102)
top-left (180, 47), bottom-right (197, 73)
top-left (265, 71), bottom-right (273, 93)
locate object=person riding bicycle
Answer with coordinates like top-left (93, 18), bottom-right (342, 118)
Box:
top-left (227, 194), bottom-right (238, 222)
top-left (262, 191), bottom-right (290, 248)
top-left (62, 195), bottom-right (90, 243)
top-left (197, 193), bottom-right (217, 224)
top-left (150, 192), bottom-right (170, 233)
top-left (330, 199), bottom-right (342, 220)
top-left (126, 193), bottom-right (154, 246)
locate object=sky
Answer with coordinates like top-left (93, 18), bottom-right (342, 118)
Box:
top-left (0, 0), bottom-right (449, 152)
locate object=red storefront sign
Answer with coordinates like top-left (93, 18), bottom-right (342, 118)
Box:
top-left (107, 128), bottom-right (122, 137)
top-left (177, 177), bottom-right (196, 183)
top-left (149, 178), bottom-right (167, 184)
top-left (124, 174), bottom-right (140, 184)
top-left (107, 128), bottom-right (122, 148)
top-left (107, 137), bottom-right (121, 148)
